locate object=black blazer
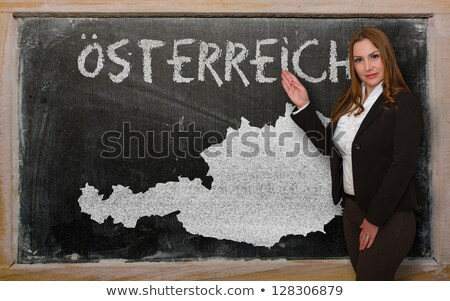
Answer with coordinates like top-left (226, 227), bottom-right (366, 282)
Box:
top-left (291, 91), bottom-right (423, 226)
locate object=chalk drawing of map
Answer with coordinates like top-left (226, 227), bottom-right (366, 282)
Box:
top-left (78, 103), bottom-right (341, 246)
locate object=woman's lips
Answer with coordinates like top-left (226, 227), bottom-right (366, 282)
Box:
top-left (366, 73), bottom-right (378, 79)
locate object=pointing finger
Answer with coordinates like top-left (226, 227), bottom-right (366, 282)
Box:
top-left (281, 79), bottom-right (291, 95)
top-left (284, 71), bottom-right (303, 87)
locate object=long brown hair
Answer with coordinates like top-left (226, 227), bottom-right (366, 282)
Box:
top-left (330, 28), bottom-right (410, 122)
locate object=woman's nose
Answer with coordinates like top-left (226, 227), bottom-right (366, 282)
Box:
top-left (364, 60), bottom-right (372, 71)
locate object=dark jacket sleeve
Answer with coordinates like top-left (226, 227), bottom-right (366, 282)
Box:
top-left (291, 103), bottom-right (344, 206)
top-left (366, 92), bottom-right (423, 226)
top-left (290, 103), bottom-right (333, 156)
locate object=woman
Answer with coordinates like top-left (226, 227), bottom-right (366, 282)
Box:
top-left (281, 27), bottom-right (423, 280)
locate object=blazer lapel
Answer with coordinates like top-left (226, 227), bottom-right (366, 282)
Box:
top-left (329, 114), bottom-right (339, 140)
top-left (328, 118), bottom-right (343, 157)
top-left (354, 93), bottom-right (385, 139)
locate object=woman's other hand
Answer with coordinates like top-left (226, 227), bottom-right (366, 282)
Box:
top-left (359, 218), bottom-right (379, 251)
top-left (281, 70), bottom-right (310, 110)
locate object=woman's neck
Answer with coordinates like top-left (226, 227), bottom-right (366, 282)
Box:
top-left (364, 86), bottom-right (372, 102)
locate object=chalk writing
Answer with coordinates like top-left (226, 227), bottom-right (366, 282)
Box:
top-left (77, 35), bottom-right (350, 86)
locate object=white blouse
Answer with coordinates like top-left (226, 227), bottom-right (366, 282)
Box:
top-left (332, 81), bottom-right (384, 195)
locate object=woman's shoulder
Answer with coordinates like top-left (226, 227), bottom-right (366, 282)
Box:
top-left (394, 89), bottom-right (422, 112)
top-left (395, 89), bottom-right (420, 103)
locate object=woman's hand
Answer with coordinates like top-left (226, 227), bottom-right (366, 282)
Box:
top-left (281, 70), bottom-right (310, 110)
top-left (359, 218), bottom-right (379, 251)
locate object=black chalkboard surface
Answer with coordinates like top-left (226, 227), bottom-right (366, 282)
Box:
top-left (18, 17), bottom-right (429, 263)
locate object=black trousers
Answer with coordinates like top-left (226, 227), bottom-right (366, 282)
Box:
top-left (343, 195), bottom-right (416, 281)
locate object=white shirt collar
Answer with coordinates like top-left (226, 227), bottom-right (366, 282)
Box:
top-left (361, 81), bottom-right (384, 106)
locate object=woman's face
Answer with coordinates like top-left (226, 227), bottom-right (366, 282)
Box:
top-left (352, 38), bottom-right (385, 93)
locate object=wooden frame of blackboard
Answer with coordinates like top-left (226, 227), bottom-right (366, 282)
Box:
top-left (1, 1), bottom-right (449, 274)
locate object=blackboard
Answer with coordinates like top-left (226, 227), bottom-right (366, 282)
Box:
top-left (17, 17), bottom-right (429, 262)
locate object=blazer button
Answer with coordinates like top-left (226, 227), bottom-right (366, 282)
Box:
top-left (354, 143), bottom-right (361, 150)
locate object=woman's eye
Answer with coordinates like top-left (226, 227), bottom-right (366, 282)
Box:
top-left (371, 54), bottom-right (379, 60)
top-left (354, 58), bottom-right (362, 63)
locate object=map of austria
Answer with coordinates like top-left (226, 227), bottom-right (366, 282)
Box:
top-left (78, 103), bottom-right (342, 247)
